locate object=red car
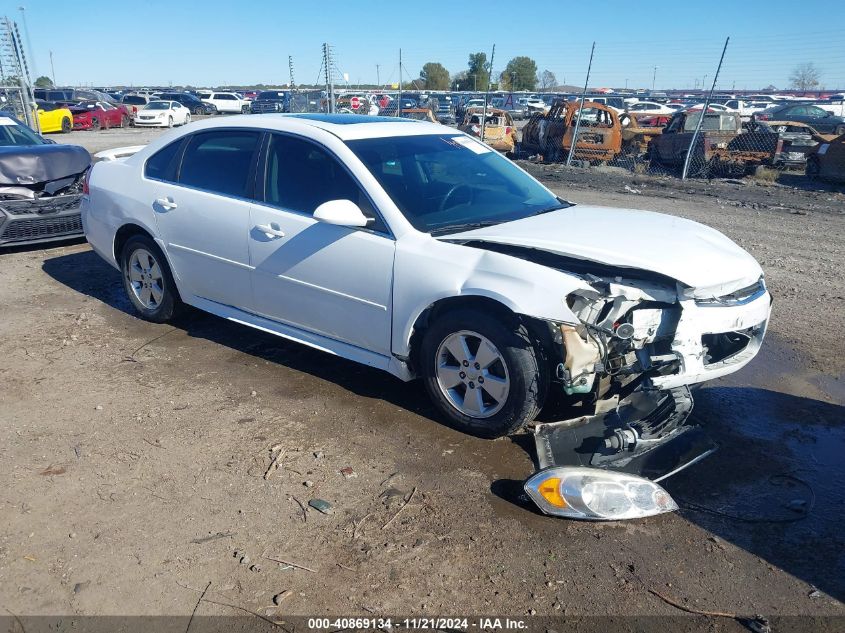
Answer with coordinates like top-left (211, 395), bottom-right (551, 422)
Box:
top-left (70, 101), bottom-right (131, 130)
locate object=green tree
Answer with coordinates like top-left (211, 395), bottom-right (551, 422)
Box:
top-left (500, 57), bottom-right (538, 91)
top-left (461, 52), bottom-right (489, 92)
top-left (420, 62), bottom-right (450, 90)
top-left (34, 75), bottom-right (53, 88)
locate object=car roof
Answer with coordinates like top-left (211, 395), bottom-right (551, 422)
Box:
top-left (173, 113), bottom-right (447, 140)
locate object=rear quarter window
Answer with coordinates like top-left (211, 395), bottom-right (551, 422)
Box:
top-left (144, 140), bottom-right (183, 182)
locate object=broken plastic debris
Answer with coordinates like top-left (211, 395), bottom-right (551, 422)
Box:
top-left (308, 499), bottom-right (333, 515)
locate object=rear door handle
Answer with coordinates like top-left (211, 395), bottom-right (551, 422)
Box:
top-left (155, 197), bottom-right (177, 210)
top-left (256, 223), bottom-right (285, 238)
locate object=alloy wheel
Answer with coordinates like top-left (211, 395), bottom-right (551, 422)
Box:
top-left (435, 330), bottom-right (510, 418)
top-left (127, 248), bottom-right (164, 310)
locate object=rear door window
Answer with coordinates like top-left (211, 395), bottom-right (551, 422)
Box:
top-left (178, 131), bottom-right (261, 198)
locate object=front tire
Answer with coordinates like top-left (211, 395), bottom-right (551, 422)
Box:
top-left (420, 309), bottom-right (546, 438)
top-left (167, 116), bottom-right (173, 128)
top-left (61, 117), bottom-right (71, 133)
top-left (121, 235), bottom-right (182, 323)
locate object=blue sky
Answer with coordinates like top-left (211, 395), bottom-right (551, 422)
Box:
top-left (8, 0), bottom-right (845, 90)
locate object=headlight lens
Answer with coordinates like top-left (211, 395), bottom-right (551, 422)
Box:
top-left (525, 467), bottom-right (678, 520)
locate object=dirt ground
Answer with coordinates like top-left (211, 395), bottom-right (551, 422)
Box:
top-left (1, 134), bottom-right (844, 631)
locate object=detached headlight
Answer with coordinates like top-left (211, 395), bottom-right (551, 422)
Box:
top-left (524, 467), bottom-right (678, 520)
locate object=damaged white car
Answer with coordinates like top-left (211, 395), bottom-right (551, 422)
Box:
top-left (82, 114), bottom-right (771, 520)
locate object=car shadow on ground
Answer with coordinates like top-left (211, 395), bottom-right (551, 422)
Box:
top-left (41, 248), bottom-right (440, 420)
top-left (42, 249), bottom-right (845, 602)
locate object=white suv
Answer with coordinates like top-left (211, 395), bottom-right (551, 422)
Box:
top-left (197, 91), bottom-right (250, 114)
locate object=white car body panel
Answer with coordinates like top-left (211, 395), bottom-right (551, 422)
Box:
top-left (442, 206), bottom-right (762, 297)
top-left (82, 114), bottom-right (770, 392)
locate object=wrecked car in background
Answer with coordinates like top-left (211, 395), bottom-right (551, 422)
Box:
top-left (619, 112), bottom-right (672, 157)
top-left (83, 114), bottom-right (771, 520)
top-left (521, 101), bottom-right (622, 163)
top-left (458, 107), bottom-right (518, 154)
top-left (0, 114), bottom-right (91, 247)
top-left (649, 110), bottom-right (784, 176)
top-left (806, 133), bottom-right (845, 182)
top-left (747, 120), bottom-right (835, 168)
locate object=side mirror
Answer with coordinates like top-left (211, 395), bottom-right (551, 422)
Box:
top-left (313, 199), bottom-right (370, 228)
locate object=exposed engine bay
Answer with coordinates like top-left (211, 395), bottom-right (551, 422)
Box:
top-left (462, 240), bottom-right (771, 478)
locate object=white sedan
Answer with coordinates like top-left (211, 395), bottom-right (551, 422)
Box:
top-left (82, 114), bottom-right (771, 520)
top-left (625, 101), bottom-right (676, 115)
top-left (133, 101), bottom-right (191, 127)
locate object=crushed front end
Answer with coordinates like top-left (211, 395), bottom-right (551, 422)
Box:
top-left (529, 260), bottom-right (771, 519)
top-left (0, 144), bottom-right (91, 247)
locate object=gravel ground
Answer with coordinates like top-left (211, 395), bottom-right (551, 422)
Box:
top-left (0, 136), bottom-right (843, 629)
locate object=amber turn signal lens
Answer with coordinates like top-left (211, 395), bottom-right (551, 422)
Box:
top-left (537, 476), bottom-right (567, 508)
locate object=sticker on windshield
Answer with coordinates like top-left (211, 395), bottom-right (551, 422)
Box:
top-left (818, 144), bottom-right (830, 155)
top-left (0, 117), bottom-right (17, 126)
top-left (448, 135), bottom-right (492, 155)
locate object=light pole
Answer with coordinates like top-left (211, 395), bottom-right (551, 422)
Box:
top-left (625, 78), bottom-right (628, 90)
top-left (17, 6), bottom-right (37, 78)
top-left (703, 75), bottom-right (708, 92)
top-left (376, 64), bottom-right (380, 87)
top-left (652, 65), bottom-right (657, 92)
top-left (49, 50), bottom-right (56, 86)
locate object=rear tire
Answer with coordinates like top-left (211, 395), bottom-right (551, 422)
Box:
top-left (91, 117), bottom-right (100, 131)
top-left (420, 308), bottom-right (546, 438)
top-left (121, 235), bottom-right (182, 323)
top-left (120, 115), bottom-right (129, 128)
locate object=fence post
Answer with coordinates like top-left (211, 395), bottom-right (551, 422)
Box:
top-left (682, 37), bottom-right (730, 180)
top-left (566, 42), bottom-right (595, 167)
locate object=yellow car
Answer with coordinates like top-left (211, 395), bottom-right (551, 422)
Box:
top-left (34, 100), bottom-right (73, 133)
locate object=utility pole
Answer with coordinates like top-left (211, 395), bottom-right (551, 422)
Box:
top-left (480, 43), bottom-right (495, 142)
top-left (49, 50), bottom-right (55, 85)
top-left (322, 43), bottom-right (334, 113)
top-left (397, 49), bottom-right (402, 117)
top-left (17, 6), bottom-right (36, 78)
top-left (288, 55), bottom-right (295, 90)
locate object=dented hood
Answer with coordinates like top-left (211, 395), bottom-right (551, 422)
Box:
top-left (441, 206), bottom-right (763, 294)
top-left (0, 144), bottom-right (91, 186)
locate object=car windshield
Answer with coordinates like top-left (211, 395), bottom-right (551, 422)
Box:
top-left (347, 134), bottom-right (567, 234)
top-left (144, 102), bottom-right (170, 110)
top-left (0, 115), bottom-right (46, 146)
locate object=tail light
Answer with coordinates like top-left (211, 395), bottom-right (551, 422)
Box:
top-left (757, 113), bottom-right (770, 121)
top-left (506, 126), bottom-right (512, 135)
top-left (82, 168), bottom-right (91, 195)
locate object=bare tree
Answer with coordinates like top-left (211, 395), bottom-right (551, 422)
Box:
top-left (538, 70), bottom-right (557, 92)
top-left (789, 63), bottom-right (820, 91)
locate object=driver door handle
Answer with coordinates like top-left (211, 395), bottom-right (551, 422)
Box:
top-left (155, 197), bottom-right (177, 210)
top-left (256, 223), bottom-right (285, 238)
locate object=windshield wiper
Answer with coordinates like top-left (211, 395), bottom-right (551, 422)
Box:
top-left (532, 198), bottom-right (575, 216)
top-left (430, 220), bottom-right (503, 236)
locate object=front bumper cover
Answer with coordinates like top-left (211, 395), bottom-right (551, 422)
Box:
top-left (0, 194), bottom-right (84, 247)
